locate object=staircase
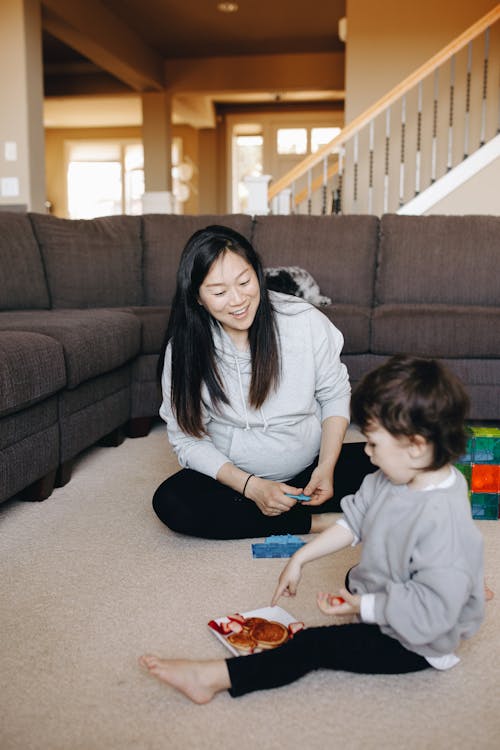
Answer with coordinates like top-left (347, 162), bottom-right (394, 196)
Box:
top-left (266, 5), bottom-right (500, 216)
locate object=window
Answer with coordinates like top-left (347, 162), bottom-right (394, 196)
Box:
top-left (311, 127), bottom-right (341, 153)
top-left (276, 127), bottom-right (341, 156)
top-left (276, 128), bottom-right (307, 155)
top-left (66, 141), bottom-right (144, 219)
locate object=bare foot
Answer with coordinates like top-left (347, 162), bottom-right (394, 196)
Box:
top-left (139, 655), bottom-right (230, 704)
top-left (310, 513), bottom-right (338, 533)
top-left (485, 582), bottom-right (494, 601)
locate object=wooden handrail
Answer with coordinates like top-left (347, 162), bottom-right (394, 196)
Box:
top-left (292, 160), bottom-right (339, 207)
top-left (268, 4), bottom-right (500, 201)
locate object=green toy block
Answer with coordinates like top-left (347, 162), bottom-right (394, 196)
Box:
top-left (459, 435), bottom-right (474, 463)
top-left (470, 492), bottom-right (499, 520)
top-left (472, 436), bottom-right (500, 463)
top-left (456, 463), bottom-right (472, 487)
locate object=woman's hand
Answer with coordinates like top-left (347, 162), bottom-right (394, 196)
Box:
top-left (271, 557), bottom-right (303, 605)
top-left (302, 461), bottom-right (334, 506)
top-left (245, 476), bottom-right (300, 516)
top-left (316, 588), bottom-right (361, 616)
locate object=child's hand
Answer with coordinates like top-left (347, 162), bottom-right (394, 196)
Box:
top-left (316, 588), bottom-right (361, 616)
top-left (271, 558), bottom-right (303, 605)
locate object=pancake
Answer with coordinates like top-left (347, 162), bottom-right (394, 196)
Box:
top-left (250, 620), bottom-right (289, 649)
top-left (227, 631), bottom-right (257, 653)
top-left (242, 616), bottom-right (267, 631)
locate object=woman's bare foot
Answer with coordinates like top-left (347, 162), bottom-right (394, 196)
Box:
top-left (139, 655), bottom-right (230, 704)
top-left (310, 513), bottom-right (338, 533)
top-left (485, 582), bottom-right (494, 601)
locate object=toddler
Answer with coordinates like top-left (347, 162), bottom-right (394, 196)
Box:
top-left (140, 355), bottom-right (485, 702)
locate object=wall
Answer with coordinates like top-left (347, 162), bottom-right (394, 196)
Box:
top-left (341, 0), bottom-right (500, 215)
top-left (425, 153), bottom-right (500, 215)
top-left (345, 0), bottom-right (499, 121)
top-left (0, 0), bottom-right (45, 211)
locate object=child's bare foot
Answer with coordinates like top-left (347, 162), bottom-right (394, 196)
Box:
top-left (485, 582), bottom-right (494, 601)
top-left (139, 655), bottom-right (230, 704)
top-left (310, 513), bottom-right (337, 533)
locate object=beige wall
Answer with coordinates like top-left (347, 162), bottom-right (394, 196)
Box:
top-left (424, 153), bottom-right (500, 215)
top-left (345, 0), bottom-right (499, 121)
top-left (0, 0), bottom-right (45, 211)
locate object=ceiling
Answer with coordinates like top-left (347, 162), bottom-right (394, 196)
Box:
top-left (41, 0), bottom-right (346, 128)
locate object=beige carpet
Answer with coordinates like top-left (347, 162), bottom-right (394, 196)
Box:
top-left (1, 423), bottom-right (499, 750)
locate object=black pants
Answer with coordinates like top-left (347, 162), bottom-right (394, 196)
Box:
top-left (152, 442), bottom-right (375, 539)
top-left (227, 624), bottom-right (430, 697)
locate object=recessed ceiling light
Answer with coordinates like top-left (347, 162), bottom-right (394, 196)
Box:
top-left (217, 2), bottom-right (239, 12)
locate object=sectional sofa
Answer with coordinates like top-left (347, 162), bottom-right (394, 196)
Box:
top-left (1, 211), bottom-right (499, 505)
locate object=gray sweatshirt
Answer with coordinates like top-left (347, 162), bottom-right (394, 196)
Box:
top-left (160, 292), bottom-right (351, 481)
top-left (341, 468), bottom-right (485, 658)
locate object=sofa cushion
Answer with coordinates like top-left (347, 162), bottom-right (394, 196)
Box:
top-left (131, 354), bottom-right (162, 419)
top-left (143, 214), bottom-right (253, 306)
top-left (372, 305), bottom-right (500, 358)
top-left (0, 213), bottom-right (50, 310)
top-left (58, 365), bottom-right (132, 462)
top-left (121, 306), bottom-right (170, 354)
top-left (0, 411), bottom-right (59, 502)
top-left (377, 214), bottom-right (500, 305)
top-left (0, 310), bottom-right (141, 388)
top-left (321, 304), bottom-right (371, 353)
top-left (29, 213), bottom-right (143, 308)
top-left (0, 397), bottom-right (58, 451)
top-left (251, 215), bottom-right (379, 307)
top-left (0, 331), bottom-right (66, 417)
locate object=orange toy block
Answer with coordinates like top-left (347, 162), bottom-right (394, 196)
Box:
top-left (471, 464), bottom-right (500, 493)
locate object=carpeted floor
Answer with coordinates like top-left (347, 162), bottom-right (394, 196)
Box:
top-left (1, 423), bottom-right (499, 750)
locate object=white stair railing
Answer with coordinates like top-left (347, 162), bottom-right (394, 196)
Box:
top-left (266, 5), bottom-right (500, 216)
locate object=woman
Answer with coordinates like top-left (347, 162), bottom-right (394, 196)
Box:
top-left (152, 225), bottom-right (373, 539)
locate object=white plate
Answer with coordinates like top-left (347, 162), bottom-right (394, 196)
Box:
top-left (208, 605), bottom-right (298, 656)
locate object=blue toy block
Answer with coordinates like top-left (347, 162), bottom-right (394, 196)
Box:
top-left (252, 534), bottom-right (305, 558)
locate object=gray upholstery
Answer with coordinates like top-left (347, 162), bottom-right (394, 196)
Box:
top-left (58, 365), bottom-right (131, 462)
top-left (252, 215), bottom-right (378, 353)
top-left (121, 306), bottom-right (170, 354)
top-left (30, 214), bottom-right (144, 308)
top-left (131, 354), bottom-right (161, 419)
top-left (0, 331), bottom-right (63, 502)
top-left (0, 407), bottom-right (59, 501)
top-left (252, 215), bottom-right (378, 306)
top-left (0, 213), bottom-right (50, 310)
top-left (0, 310), bottom-right (140, 388)
top-left (0, 331), bottom-right (65, 417)
top-left (0, 211), bottom-right (499, 505)
top-left (377, 215), bottom-right (500, 305)
top-left (372, 305), bottom-right (500, 358)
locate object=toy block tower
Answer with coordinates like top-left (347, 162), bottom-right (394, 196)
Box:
top-left (456, 426), bottom-right (500, 520)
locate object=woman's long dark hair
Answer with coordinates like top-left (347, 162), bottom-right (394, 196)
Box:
top-left (158, 225), bottom-right (281, 437)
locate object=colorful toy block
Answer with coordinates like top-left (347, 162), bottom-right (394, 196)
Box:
top-left (456, 426), bottom-right (500, 520)
top-left (470, 493), bottom-right (499, 520)
top-left (252, 534), bottom-right (305, 558)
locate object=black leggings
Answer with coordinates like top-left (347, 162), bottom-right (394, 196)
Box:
top-left (227, 624), bottom-right (430, 697)
top-left (152, 442), bottom-right (375, 539)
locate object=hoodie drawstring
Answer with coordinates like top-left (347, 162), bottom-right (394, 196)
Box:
top-left (234, 355), bottom-right (251, 431)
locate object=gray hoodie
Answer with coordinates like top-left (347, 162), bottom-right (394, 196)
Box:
top-left (341, 468), bottom-right (485, 658)
top-left (160, 292), bottom-right (350, 481)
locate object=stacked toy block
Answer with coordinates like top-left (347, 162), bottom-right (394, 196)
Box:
top-left (456, 426), bottom-right (500, 520)
top-left (252, 534), bottom-right (305, 558)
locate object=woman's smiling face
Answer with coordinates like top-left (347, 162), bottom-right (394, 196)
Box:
top-left (198, 249), bottom-right (261, 348)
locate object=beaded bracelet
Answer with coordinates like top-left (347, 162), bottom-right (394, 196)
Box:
top-left (242, 473), bottom-right (255, 497)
